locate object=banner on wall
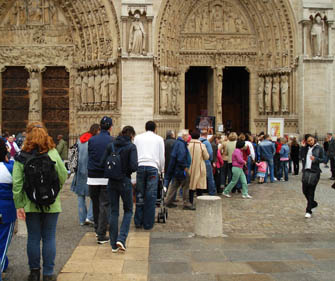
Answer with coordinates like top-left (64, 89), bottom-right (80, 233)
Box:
top-left (196, 116), bottom-right (216, 135)
top-left (268, 118), bottom-right (284, 141)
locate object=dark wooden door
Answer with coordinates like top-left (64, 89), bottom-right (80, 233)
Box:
top-left (2, 67), bottom-right (29, 136)
top-left (42, 67), bottom-right (69, 143)
top-left (222, 67), bottom-right (249, 134)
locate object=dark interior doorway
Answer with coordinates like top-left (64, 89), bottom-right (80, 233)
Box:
top-left (185, 67), bottom-right (212, 133)
top-left (222, 67), bottom-right (249, 133)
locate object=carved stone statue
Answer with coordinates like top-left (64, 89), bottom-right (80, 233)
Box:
top-left (27, 71), bottom-right (40, 113)
top-left (101, 69), bottom-right (109, 109)
top-left (94, 69), bottom-right (102, 107)
top-left (280, 74), bottom-right (289, 112)
top-left (167, 76), bottom-right (174, 113)
top-left (211, 5), bottom-right (224, 32)
top-left (160, 75), bottom-right (168, 113)
top-left (81, 71), bottom-right (88, 107)
top-left (108, 68), bottom-right (118, 106)
top-left (272, 76), bottom-right (280, 113)
top-left (87, 70), bottom-right (95, 106)
top-left (264, 76), bottom-right (272, 113)
top-left (74, 74), bottom-right (82, 109)
top-left (311, 14), bottom-right (325, 57)
top-left (173, 76), bottom-right (180, 114)
top-left (257, 77), bottom-right (264, 113)
top-left (128, 14), bottom-right (146, 55)
top-left (216, 70), bottom-right (223, 121)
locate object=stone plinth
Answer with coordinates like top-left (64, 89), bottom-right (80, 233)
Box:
top-left (195, 195), bottom-right (222, 238)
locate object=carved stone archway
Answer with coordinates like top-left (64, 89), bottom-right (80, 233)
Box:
top-left (154, 0), bottom-right (298, 134)
top-left (0, 0), bottom-right (121, 143)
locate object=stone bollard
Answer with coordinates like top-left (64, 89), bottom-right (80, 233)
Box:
top-left (16, 219), bottom-right (27, 237)
top-left (195, 195), bottom-right (222, 238)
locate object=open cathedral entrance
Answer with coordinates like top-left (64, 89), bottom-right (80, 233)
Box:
top-left (222, 67), bottom-right (249, 134)
top-left (185, 67), bottom-right (213, 133)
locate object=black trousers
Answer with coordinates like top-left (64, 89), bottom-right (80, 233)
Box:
top-left (274, 153), bottom-right (280, 179)
top-left (214, 168), bottom-right (222, 193)
top-left (89, 185), bottom-right (111, 238)
top-left (330, 157), bottom-right (335, 177)
top-left (302, 179), bottom-right (319, 214)
top-left (293, 159), bottom-right (299, 175)
top-left (221, 161), bottom-right (229, 186)
top-left (189, 189), bottom-right (204, 205)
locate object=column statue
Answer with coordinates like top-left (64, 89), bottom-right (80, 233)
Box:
top-left (257, 76), bottom-right (264, 113)
top-left (101, 69), bottom-right (109, 110)
top-left (81, 71), bottom-right (88, 108)
top-left (108, 68), bottom-right (118, 108)
top-left (167, 76), bottom-right (174, 113)
top-left (264, 76), bottom-right (272, 113)
top-left (272, 75), bottom-right (280, 113)
top-left (94, 69), bottom-right (102, 108)
top-left (27, 71), bottom-right (40, 113)
top-left (128, 14), bottom-right (146, 55)
top-left (159, 75), bottom-right (168, 113)
top-left (87, 70), bottom-right (95, 108)
top-left (311, 14), bottom-right (325, 57)
top-left (280, 75), bottom-right (289, 112)
top-left (74, 73), bottom-right (82, 110)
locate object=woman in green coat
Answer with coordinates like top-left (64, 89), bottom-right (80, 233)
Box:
top-left (13, 122), bottom-right (68, 281)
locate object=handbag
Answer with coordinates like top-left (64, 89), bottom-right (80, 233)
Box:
top-left (302, 170), bottom-right (319, 186)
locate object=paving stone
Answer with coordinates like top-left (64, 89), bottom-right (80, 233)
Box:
top-left (190, 249), bottom-right (228, 262)
top-left (82, 273), bottom-right (113, 281)
top-left (57, 273), bottom-right (85, 281)
top-left (128, 237), bottom-right (150, 248)
top-left (149, 273), bottom-right (216, 281)
top-left (149, 249), bottom-right (192, 262)
top-left (311, 259), bottom-right (335, 272)
top-left (283, 260), bottom-right (319, 272)
top-left (149, 262), bottom-right (192, 275)
top-left (122, 260), bottom-right (148, 275)
top-left (61, 262), bottom-right (94, 273)
top-left (247, 261), bottom-right (294, 273)
top-left (191, 262), bottom-right (254, 274)
top-left (271, 272), bottom-right (319, 281)
top-left (69, 246), bottom-right (97, 261)
top-left (92, 260), bottom-right (124, 273)
top-left (216, 274), bottom-right (275, 281)
top-left (304, 249), bottom-right (335, 259)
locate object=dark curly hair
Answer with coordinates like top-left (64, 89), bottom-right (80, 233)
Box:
top-left (0, 138), bottom-right (8, 162)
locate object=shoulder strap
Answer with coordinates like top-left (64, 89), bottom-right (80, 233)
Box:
top-left (111, 142), bottom-right (116, 154)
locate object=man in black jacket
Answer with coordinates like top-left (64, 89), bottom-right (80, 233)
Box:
top-left (88, 116), bottom-right (113, 244)
top-left (327, 133), bottom-right (335, 179)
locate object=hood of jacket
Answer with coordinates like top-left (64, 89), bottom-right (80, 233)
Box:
top-left (80, 132), bottom-right (92, 144)
top-left (114, 135), bottom-right (132, 148)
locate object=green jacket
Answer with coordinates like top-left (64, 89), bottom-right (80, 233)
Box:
top-left (56, 139), bottom-right (68, 160)
top-left (13, 148), bottom-right (68, 213)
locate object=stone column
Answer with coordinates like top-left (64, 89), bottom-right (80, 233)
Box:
top-left (179, 66), bottom-right (188, 130)
top-left (68, 67), bottom-right (77, 146)
top-left (328, 21), bottom-right (333, 56)
top-left (215, 67), bottom-right (223, 130)
top-left (0, 65), bottom-right (5, 135)
top-left (26, 66), bottom-right (44, 123)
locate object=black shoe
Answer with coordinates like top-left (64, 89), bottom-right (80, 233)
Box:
top-left (166, 203), bottom-right (177, 208)
top-left (330, 177), bottom-right (335, 180)
top-left (183, 205), bottom-right (196, 211)
top-left (135, 225), bottom-right (143, 229)
top-left (237, 189), bottom-right (242, 193)
top-left (97, 236), bottom-right (110, 244)
top-left (43, 275), bottom-right (56, 281)
top-left (28, 269), bottom-right (40, 281)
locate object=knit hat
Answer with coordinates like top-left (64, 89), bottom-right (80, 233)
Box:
top-left (100, 116), bottom-right (113, 128)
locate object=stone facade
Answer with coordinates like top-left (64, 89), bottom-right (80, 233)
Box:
top-left (0, 0), bottom-right (334, 142)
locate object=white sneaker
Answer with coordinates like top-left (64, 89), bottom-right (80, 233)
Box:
top-left (222, 193), bottom-right (231, 198)
top-left (273, 178), bottom-right (278, 181)
top-left (280, 179), bottom-right (285, 182)
top-left (305, 213), bottom-right (312, 219)
top-left (242, 194), bottom-right (252, 199)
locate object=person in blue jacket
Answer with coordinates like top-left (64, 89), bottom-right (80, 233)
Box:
top-left (0, 138), bottom-right (16, 281)
top-left (164, 129), bottom-right (193, 210)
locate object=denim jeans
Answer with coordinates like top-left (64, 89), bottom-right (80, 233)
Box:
top-left (279, 161), bottom-right (289, 181)
top-left (264, 158), bottom-right (275, 183)
top-left (26, 213), bottom-right (59, 276)
top-left (134, 166), bottom-right (158, 230)
top-left (205, 161), bottom-right (217, 195)
top-left (77, 195), bottom-right (93, 224)
top-left (109, 177), bottom-right (133, 248)
top-left (246, 156), bottom-right (253, 184)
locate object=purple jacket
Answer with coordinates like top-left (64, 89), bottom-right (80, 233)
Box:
top-left (232, 149), bottom-right (246, 168)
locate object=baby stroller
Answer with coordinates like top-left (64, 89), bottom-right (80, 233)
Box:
top-left (156, 174), bottom-right (168, 223)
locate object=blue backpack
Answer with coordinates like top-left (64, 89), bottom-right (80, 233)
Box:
top-left (104, 143), bottom-right (123, 181)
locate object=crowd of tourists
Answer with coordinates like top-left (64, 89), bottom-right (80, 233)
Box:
top-left (0, 119), bottom-right (332, 281)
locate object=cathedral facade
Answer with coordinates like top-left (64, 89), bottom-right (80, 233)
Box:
top-left (0, 0), bottom-right (334, 142)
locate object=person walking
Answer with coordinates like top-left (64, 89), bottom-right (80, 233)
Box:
top-left (300, 134), bottom-right (323, 218)
top-left (223, 140), bottom-right (252, 199)
top-left (225, 132), bottom-right (237, 184)
top-left (88, 116), bottom-right (113, 244)
top-left (12, 122), bottom-right (68, 281)
top-left (0, 139), bottom-right (16, 281)
top-left (290, 137), bottom-right (300, 175)
top-left (278, 138), bottom-right (290, 181)
top-left (134, 121), bottom-right (164, 230)
top-left (164, 130), bottom-right (176, 175)
top-left (163, 129), bottom-right (193, 210)
top-left (323, 135), bottom-right (329, 168)
top-left (258, 134), bottom-right (276, 183)
top-left (188, 131), bottom-right (209, 207)
top-left (71, 124), bottom-right (100, 226)
top-left (326, 133), bottom-right (335, 179)
top-left (101, 126), bottom-right (138, 252)
top-left (56, 135), bottom-right (68, 162)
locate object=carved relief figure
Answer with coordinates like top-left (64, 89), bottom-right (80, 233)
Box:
top-left (217, 70), bottom-right (223, 120)
top-left (101, 69), bottom-right (109, 109)
top-left (202, 10), bottom-right (209, 32)
top-left (257, 76), bottom-right (265, 113)
top-left (280, 75), bottom-right (289, 112)
top-left (172, 76), bottom-right (180, 114)
top-left (27, 72), bottom-right (40, 113)
top-left (211, 5), bottom-right (224, 32)
top-left (128, 14), bottom-right (146, 55)
top-left (160, 75), bottom-right (168, 113)
top-left (28, 0), bottom-right (43, 23)
top-left (94, 69), bottom-right (102, 107)
top-left (310, 14), bottom-right (325, 57)
top-left (195, 10), bottom-right (202, 32)
top-left (264, 76), bottom-right (272, 113)
top-left (74, 74), bottom-right (82, 109)
top-left (81, 71), bottom-right (88, 107)
top-left (108, 68), bottom-right (118, 106)
top-left (272, 76), bottom-right (280, 113)
top-left (87, 70), bottom-right (95, 106)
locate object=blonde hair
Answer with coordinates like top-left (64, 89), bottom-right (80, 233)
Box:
top-left (228, 132), bottom-right (237, 141)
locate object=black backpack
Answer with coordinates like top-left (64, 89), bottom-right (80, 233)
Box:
top-left (22, 152), bottom-right (60, 209)
top-left (104, 143), bottom-right (123, 181)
